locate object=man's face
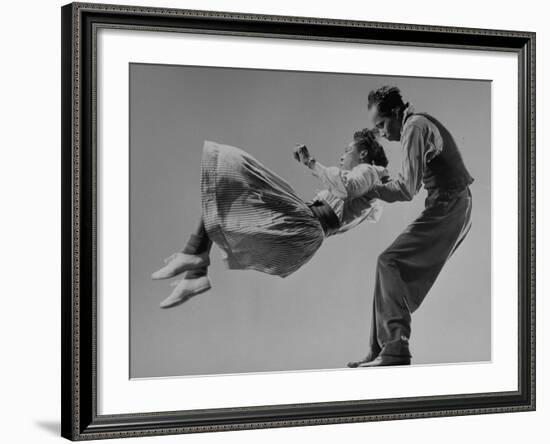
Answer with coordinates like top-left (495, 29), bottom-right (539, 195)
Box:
top-left (370, 104), bottom-right (402, 142)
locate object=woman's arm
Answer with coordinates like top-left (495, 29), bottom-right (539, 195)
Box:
top-left (293, 144), bottom-right (384, 199)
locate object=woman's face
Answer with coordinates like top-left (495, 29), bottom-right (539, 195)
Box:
top-left (339, 141), bottom-right (366, 170)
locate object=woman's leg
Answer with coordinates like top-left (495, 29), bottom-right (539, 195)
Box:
top-left (182, 219), bottom-right (212, 255)
top-left (154, 218), bottom-right (214, 308)
top-left (182, 219), bottom-right (212, 279)
top-left (151, 218), bottom-right (211, 280)
top-left (158, 219), bottom-right (213, 308)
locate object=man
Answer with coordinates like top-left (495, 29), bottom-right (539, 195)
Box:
top-left (348, 86), bottom-right (474, 367)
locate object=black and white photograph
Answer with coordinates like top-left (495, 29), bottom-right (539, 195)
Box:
top-left (130, 65), bottom-right (491, 378)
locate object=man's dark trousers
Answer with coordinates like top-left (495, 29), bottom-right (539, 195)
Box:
top-left (369, 187), bottom-right (473, 359)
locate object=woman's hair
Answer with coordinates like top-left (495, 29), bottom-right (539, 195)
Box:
top-left (367, 85), bottom-right (405, 117)
top-left (353, 128), bottom-right (388, 168)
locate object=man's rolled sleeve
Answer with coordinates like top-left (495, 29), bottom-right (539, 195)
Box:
top-left (370, 124), bottom-right (425, 203)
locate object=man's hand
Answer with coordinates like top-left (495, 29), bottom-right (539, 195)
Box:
top-left (364, 186), bottom-right (380, 200)
top-left (293, 144), bottom-right (315, 167)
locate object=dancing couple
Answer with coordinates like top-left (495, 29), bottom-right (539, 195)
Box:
top-left (152, 86), bottom-right (474, 368)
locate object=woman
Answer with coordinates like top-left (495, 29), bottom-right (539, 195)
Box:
top-left (152, 128), bottom-right (389, 308)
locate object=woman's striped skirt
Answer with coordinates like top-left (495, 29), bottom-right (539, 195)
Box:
top-left (201, 141), bottom-right (325, 278)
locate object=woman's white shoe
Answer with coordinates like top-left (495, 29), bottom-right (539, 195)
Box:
top-left (151, 252), bottom-right (210, 280)
top-left (159, 276), bottom-right (212, 308)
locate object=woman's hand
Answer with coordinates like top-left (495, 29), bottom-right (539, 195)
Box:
top-left (293, 144), bottom-right (315, 168)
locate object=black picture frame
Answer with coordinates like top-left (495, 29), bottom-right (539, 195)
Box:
top-left (61, 2), bottom-right (536, 440)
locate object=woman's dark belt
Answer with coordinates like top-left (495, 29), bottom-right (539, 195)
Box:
top-left (307, 200), bottom-right (341, 236)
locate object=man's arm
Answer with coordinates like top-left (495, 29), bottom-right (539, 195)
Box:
top-left (369, 124), bottom-right (425, 202)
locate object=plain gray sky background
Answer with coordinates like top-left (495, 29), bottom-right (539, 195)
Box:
top-left (129, 63), bottom-right (491, 378)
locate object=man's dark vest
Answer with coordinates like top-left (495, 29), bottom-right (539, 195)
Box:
top-left (409, 113), bottom-right (474, 193)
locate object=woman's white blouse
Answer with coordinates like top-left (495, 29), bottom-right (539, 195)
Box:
top-left (310, 162), bottom-right (387, 199)
top-left (309, 162), bottom-right (388, 235)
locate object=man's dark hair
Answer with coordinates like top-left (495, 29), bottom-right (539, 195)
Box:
top-left (367, 86), bottom-right (405, 117)
top-left (353, 128), bottom-right (388, 168)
